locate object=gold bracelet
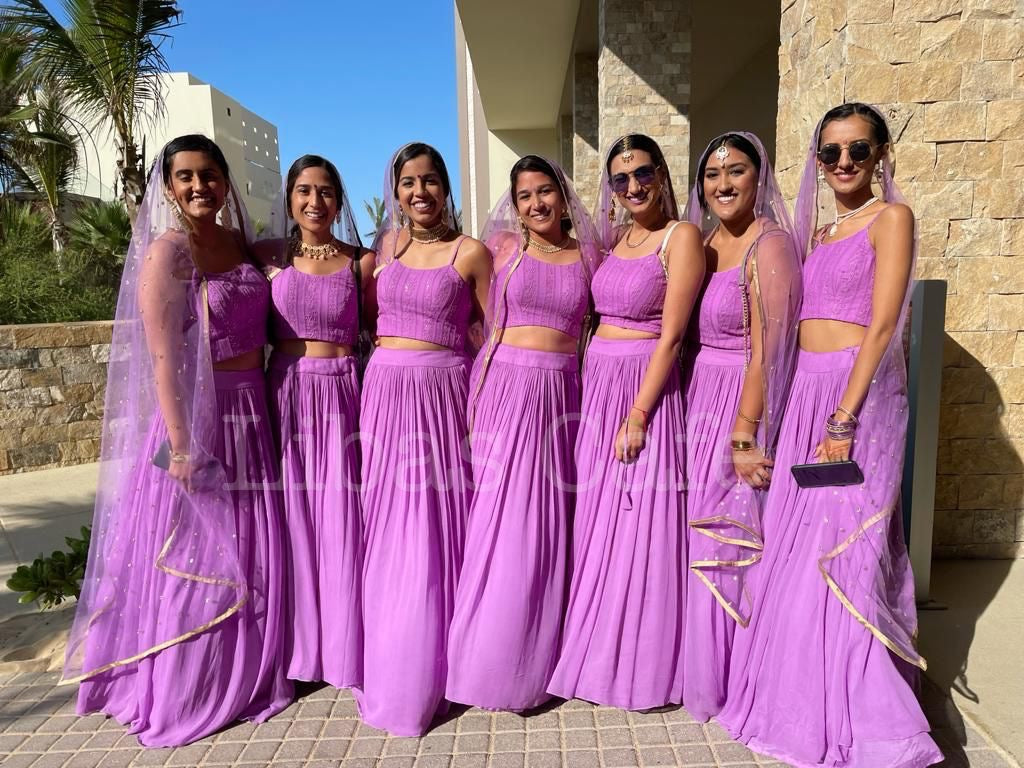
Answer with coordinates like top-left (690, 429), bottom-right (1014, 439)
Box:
top-left (730, 439), bottom-right (756, 451)
top-left (170, 451), bottom-right (190, 463)
top-left (737, 412), bottom-right (761, 425)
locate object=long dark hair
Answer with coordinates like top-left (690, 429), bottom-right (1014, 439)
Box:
top-left (510, 155), bottom-right (572, 234)
top-left (818, 102), bottom-right (891, 147)
top-left (605, 133), bottom-right (679, 220)
top-left (695, 133), bottom-right (762, 210)
top-left (161, 134), bottom-right (230, 182)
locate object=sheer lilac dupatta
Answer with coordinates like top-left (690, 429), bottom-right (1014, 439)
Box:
top-left (63, 148), bottom-right (252, 683)
top-left (792, 106), bottom-right (924, 669)
top-left (470, 157), bottom-right (602, 421)
top-left (684, 132), bottom-right (802, 626)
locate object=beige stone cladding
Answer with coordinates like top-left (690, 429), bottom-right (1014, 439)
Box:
top-left (0, 322), bottom-right (111, 474)
top-left (573, 53), bottom-right (601, 213)
top-left (777, 0), bottom-right (1024, 557)
top-left (599, 0), bottom-right (692, 195)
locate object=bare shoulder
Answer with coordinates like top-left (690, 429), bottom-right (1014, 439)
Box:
top-left (870, 202), bottom-right (914, 250)
top-left (666, 220), bottom-right (703, 261)
top-left (458, 235), bottom-right (491, 267)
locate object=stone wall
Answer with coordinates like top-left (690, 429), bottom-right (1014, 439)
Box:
top-left (598, 0), bottom-right (692, 192)
top-left (572, 53), bottom-right (600, 212)
top-left (0, 323), bottom-right (111, 475)
top-left (777, 0), bottom-right (1024, 557)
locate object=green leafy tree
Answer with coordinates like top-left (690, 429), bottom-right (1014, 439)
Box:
top-left (363, 195), bottom-right (386, 239)
top-left (2, 0), bottom-right (182, 221)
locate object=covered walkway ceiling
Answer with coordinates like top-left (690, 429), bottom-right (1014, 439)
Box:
top-left (456, 0), bottom-right (580, 130)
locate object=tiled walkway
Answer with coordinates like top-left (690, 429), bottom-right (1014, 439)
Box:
top-left (0, 671), bottom-right (1013, 768)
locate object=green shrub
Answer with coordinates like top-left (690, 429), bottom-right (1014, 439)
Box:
top-left (5, 526), bottom-right (91, 609)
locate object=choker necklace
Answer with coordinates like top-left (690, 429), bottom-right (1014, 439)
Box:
top-left (829, 196), bottom-right (878, 236)
top-left (291, 235), bottom-right (340, 260)
top-left (527, 235), bottom-right (571, 254)
top-left (625, 224), bottom-right (654, 249)
top-left (410, 221), bottom-right (451, 243)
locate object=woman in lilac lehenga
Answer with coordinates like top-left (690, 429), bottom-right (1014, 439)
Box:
top-left (445, 156), bottom-right (601, 712)
top-left (64, 135), bottom-right (291, 747)
top-left (547, 134), bottom-right (705, 710)
top-left (680, 132), bottom-right (800, 722)
top-left (256, 156), bottom-right (375, 688)
top-left (355, 143), bottom-right (491, 736)
top-left (718, 104), bottom-right (943, 767)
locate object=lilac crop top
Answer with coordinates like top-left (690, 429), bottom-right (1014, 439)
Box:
top-left (375, 237), bottom-right (473, 349)
top-left (592, 250), bottom-right (667, 334)
top-left (689, 266), bottom-right (745, 351)
top-left (800, 224), bottom-right (876, 327)
top-left (204, 262), bottom-right (269, 363)
top-left (500, 253), bottom-right (588, 337)
top-left (269, 264), bottom-right (357, 346)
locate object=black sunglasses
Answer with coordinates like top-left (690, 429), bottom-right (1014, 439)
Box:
top-left (816, 140), bottom-right (875, 166)
top-left (610, 164), bottom-right (658, 194)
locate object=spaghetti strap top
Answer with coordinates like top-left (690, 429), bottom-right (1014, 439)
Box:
top-left (501, 253), bottom-right (588, 337)
top-left (800, 218), bottom-right (879, 327)
top-left (592, 222), bottom-right (681, 334)
top-left (270, 263), bottom-right (358, 346)
top-left (375, 236), bottom-right (473, 349)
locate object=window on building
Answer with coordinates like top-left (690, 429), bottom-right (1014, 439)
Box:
top-left (226, 107), bottom-right (231, 116)
top-left (246, 181), bottom-right (251, 194)
top-left (255, 145), bottom-right (259, 153)
top-left (242, 119), bottom-right (246, 128)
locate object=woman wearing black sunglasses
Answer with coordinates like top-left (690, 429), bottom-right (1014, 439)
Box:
top-left (718, 103), bottom-right (941, 767)
top-left (547, 134), bottom-right (704, 709)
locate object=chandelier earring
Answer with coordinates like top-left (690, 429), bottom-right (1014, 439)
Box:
top-left (166, 194), bottom-right (192, 233)
top-left (874, 164), bottom-right (884, 183)
top-left (607, 198), bottom-right (616, 223)
top-left (398, 209), bottom-right (407, 228)
top-left (816, 166), bottom-right (825, 183)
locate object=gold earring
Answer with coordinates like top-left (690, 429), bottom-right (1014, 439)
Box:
top-left (167, 195), bottom-right (192, 232)
top-left (816, 167), bottom-right (824, 182)
top-left (441, 206), bottom-right (450, 227)
top-left (874, 165), bottom-right (884, 182)
top-left (398, 209), bottom-right (407, 228)
top-left (335, 211), bottom-right (342, 224)
top-left (607, 198), bottom-right (616, 223)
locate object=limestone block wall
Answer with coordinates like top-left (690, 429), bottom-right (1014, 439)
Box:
top-left (598, 0), bottom-right (692, 192)
top-left (777, 0), bottom-right (1024, 557)
top-left (573, 53), bottom-right (601, 212)
top-left (0, 323), bottom-right (111, 475)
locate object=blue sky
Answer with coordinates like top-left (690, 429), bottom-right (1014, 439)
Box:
top-left (163, 0), bottom-right (460, 237)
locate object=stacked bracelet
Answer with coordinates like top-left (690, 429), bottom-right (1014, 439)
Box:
top-left (737, 412), bottom-right (761, 426)
top-left (825, 413), bottom-right (857, 441)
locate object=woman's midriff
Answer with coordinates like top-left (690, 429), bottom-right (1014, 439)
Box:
top-left (273, 338), bottom-right (354, 358)
top-left (594, 323), bottom-right (659, 341)
top-left (799, 319), bottom-right (866, 353)
top-left (212, 348), bottom-right (264, 371)
top-left (498, 326), bottom-right (578, 355)
top-left (377, 336), bottom-right (451, 351)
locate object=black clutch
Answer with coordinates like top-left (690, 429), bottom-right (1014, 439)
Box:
top-left (790, 459), bottom-right (864, 488)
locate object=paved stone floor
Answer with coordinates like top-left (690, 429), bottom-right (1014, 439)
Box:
top-left (0, 671), bottom-right (1015, 768)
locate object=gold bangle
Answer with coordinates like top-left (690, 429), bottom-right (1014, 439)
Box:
top-left (730, 439), bottom-right (756, 451)
top-left (170, 451), bottom-right (190, 464)
top-left (738, 412), bottom-right (761, 425)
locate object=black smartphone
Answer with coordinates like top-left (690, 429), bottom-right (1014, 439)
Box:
top-left (152, 440), bottom-right (172, 470)
top-left (791, 459), bottom-right (864, 488)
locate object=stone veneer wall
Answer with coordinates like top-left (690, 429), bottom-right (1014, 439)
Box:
top-left (777, 0), bottom-right (1024, 557)
top-left (598, 0), bottom-right (692, 193)
top-left (0, 322), bottom-right (111, 474)
top-left (572, 53), bottom-right (600, 212)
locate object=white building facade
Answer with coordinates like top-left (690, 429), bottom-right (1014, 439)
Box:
top-left (71, 72), bottom-right (281, 226)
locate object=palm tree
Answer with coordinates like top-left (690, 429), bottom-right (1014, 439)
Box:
top-left (15, 82), bottom-right (77, 253)
top-left (0, 22), bottom-right (36, 194)
top-left (2, 0), bottom-right (182, 221)
top-left (363, 195), bottom-right (386, 239)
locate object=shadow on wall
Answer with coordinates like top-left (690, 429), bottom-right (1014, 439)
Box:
top-left (919, 335), bottom-right (1020, 762)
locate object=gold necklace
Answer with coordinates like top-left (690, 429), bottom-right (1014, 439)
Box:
top-left (527, 235), bottom-right (571, 254)
top-left (410, 221), bottom-right (451, 243)
top-left (290, 235), bottom-right (340, 260)
top-left (625, 224), bottom-right (654, 249)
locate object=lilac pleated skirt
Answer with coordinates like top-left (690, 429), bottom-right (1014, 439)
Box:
top-left (547, 337), bottom-right (687, 710)
top-left (268, 352), bottom-right (362, 688)
top-left (355, 347), bottom-right (471, 736)
top-left (718, 348), bottom-right (942, 768)
top-left (446, 345), bottom-right (579, 712)
top-left (77, 368), bottom-right (292, 747)
top-left (682, 345), bottom-right (745, 721)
